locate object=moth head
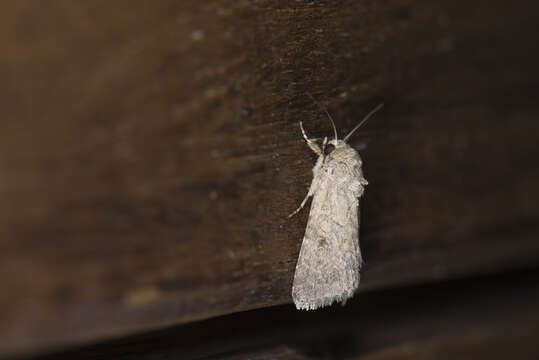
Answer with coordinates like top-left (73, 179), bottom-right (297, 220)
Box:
top-left (325, 139), bottom-right (347, 155)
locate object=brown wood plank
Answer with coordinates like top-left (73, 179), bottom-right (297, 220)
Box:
top-left (1, 0), bottom-right (539, 356)
top-left (32, 269), bottom-right (539, 360)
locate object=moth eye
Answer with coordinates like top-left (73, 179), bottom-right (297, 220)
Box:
top-left (324, 144), bottom-right (335, 155)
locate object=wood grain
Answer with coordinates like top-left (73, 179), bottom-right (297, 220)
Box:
top-left (1, 0), bottom-right (538, 356)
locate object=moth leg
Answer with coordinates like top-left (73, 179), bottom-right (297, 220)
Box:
top-left (288, 192), bottom-right (311, 218)
top-left (299, 121), bottom-right (322, 156)
top-left (290, 122), bottom-right (323, 218)
top-left (289, 171), bottom-right (321, 218)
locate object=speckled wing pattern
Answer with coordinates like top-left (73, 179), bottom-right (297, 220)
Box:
top-left (292, 144), bottom-right (367, 310)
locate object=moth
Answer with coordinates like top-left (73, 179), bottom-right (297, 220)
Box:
top-left (289, 98), bottom-right (383, 310)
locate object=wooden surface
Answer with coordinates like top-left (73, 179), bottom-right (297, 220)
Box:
top-left (1, 0), bottom-right (539, 356)
top-left (33, 270), bottom-right (539, 359)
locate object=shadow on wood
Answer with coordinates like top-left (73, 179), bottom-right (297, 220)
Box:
top-left (34, 269), bottom-right (539, 360)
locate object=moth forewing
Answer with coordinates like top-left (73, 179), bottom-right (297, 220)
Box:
top-left (291, 143), bottom-right (366, 310)
top-left (290, 101), bottom-right (381, 310)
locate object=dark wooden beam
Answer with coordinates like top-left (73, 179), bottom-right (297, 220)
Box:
top-left (34, 270), bottom-right (539, 360)
top-left (1, 0), bottom-right (538, 356)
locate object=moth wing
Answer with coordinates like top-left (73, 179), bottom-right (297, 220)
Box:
top-left (292, 156), bottom-right (364, 310)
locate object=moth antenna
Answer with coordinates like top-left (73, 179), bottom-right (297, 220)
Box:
top-left (306, 92), bottom-right (338, 140)
top-left (343, 103), bottom-right (384, 142)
